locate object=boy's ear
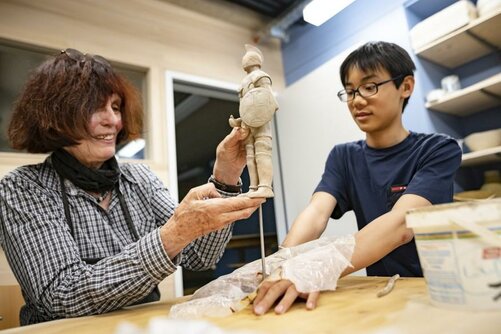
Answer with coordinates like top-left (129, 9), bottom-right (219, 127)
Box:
top-left (401, 75), bottom-right (415, 98)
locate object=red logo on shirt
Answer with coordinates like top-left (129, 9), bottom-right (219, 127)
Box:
top-left (391, 185), bottom-right (407, 193)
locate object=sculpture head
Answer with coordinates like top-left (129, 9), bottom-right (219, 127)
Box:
top-left (242, 44), bottom-right (263, 71)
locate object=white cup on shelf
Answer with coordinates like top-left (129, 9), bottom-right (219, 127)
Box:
top-left (426, 88), bottom-right (446, 103)
top-left (441, 75), bottom-right (461, 93)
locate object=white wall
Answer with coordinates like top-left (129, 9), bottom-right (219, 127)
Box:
top-left (276, 44), bottom-right (366, 275)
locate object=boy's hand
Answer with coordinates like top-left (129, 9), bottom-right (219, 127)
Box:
top-left (253, 279), bottom-right (320, 315)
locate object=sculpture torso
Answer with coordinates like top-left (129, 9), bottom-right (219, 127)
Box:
top-left (238, 68), bottom-right (277, 129)
top-left (239, 69), bottom-right (272, 98)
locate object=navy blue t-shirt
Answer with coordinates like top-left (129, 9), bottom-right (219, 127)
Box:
top-left (315, 132), bottom-right (462, 277)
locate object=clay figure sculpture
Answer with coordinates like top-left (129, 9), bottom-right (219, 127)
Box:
top-left (229, 44), bottom-right (278, 198)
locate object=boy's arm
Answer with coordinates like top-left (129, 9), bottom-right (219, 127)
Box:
top-left (254, 193), bottom-right (431, 316)
top-left (281, 192), bottom-right (337, 247)
top-left (251, 192), bottom-right (335, 316)
top-left (343, 193), bottom-right (430, 275)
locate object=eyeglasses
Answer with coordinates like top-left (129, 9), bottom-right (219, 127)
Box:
top-left (337, 75), bottom-right (403, 102)
top-left (60, 48), bottom-right (111, 71)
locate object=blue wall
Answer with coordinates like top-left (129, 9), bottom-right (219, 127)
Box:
top-left (282, 0), bottom-right (461, 137)
top-left (283, 0), bottom-right (407, 86)
top-left (281, 0), bottom-right (501, 191)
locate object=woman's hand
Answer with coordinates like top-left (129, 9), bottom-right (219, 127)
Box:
top-left (253, 279), bottom-right (320, 315)
top-left (212, 127), bottom-right (249, 185)
top-left (159, 183), bottom-right (264, 258)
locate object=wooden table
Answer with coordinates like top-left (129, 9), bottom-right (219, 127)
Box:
top-left (3, 276), bottom-right (500, 334)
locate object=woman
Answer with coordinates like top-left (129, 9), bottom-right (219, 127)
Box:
top-left (0, 48), bottom-right (263, 325)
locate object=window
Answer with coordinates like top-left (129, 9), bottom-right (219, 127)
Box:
top-left (0, 41), bottom-right (147, 158)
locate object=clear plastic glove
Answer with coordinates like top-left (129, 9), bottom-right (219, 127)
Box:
top-left (169, 235), bottom-right (355, 318)
top-left (170, 259), bottom-right (263, 319)
top-left (281, 235), bottom-right (355, 292)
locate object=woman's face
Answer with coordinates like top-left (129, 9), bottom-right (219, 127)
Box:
top-left (64, 94), bottom-right (123, 169)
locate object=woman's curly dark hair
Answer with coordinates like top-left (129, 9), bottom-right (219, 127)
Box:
top-left (8, 49), bottom-right (143, 153)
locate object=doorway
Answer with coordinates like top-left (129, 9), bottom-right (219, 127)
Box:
top-left (165, 72), bottom-right (286, 295)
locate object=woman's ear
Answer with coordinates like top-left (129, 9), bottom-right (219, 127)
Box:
top-left (401, 75), bottom-right (415, 98)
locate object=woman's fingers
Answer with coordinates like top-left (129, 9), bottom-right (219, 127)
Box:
top-left (212, 197), bottom-right (263, 224)
top-left (175, 191), bottom-right (264, 238)
top-left (185, 183), bottom-right (221, 200)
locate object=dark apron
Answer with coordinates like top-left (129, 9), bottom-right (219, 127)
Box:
top-left (60, 178), bottom-right (161, 306)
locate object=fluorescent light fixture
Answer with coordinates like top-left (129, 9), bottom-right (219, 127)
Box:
top-left (303, 0), bottom-right (356, 26)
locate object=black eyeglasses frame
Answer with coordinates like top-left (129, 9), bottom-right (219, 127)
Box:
top-left (337, 74), bottom-right (404, 102)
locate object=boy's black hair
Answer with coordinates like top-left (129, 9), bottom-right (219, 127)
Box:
top-left (339, 41), bottom-right (416, 112)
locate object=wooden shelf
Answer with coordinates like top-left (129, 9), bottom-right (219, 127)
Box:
top-left (425, 72), bottom-right (501, 116)
top-left (461, 146), bottom-right (501, 166)
top-left (415, 8), bottom-right (501, 68)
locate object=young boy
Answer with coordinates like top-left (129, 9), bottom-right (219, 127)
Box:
top-left (252, 41), bottom-right (462, 315)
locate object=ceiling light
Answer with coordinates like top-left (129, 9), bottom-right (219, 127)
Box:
top-left (303, 0), bottom-right (356, 26)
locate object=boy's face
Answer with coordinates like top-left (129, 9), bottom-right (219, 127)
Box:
top-left (343, 66), bottom-right (412, 135)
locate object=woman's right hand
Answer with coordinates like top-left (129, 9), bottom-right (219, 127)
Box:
top-left (159, 183), bottom-right (264, 258)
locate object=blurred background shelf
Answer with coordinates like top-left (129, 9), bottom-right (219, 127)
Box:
top-left (461, 146), bottom-right (501, 167)
top-left (425, 72), bottom-right (501, 116)
top-left (415, 8), bottom-right (501, 68)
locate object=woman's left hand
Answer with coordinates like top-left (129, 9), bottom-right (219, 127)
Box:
top-left (212, 127), bottom-right (249, 185)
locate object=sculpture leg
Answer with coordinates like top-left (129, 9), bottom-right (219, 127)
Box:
top-left (248, 136), bottom-right (273, 198)
top-left (245, 135), bottom-right (258, 193)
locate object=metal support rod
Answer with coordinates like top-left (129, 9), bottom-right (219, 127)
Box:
top-left (259, 204), bottom-right (267, 279)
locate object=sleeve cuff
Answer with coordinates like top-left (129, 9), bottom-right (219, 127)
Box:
top-left (137, 228), bottom-right (178, 282)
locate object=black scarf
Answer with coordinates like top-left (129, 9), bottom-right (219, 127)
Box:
top-left (51, 147), bottom-right (140, 246)
top-left (51, 148), bottom-right (120, 193)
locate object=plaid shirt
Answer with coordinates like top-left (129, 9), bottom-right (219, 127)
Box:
top-left (0, 158), bottom-right (234, 325)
